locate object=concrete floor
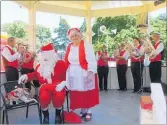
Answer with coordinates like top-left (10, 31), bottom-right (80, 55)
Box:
top-left (5, 90), bottom-right (149, 124)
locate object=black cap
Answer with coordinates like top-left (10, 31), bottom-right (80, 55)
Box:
top-left (137, 24), bottom-right (148, 28)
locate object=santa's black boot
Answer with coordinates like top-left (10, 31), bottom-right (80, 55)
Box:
top-left (42, 110), bottom-right (49, 124)
top-left (55, 109), bottom-right (62, 124)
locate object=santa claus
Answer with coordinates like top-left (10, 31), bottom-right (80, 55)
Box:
top-left (18, 43), bottom-right (67, 124)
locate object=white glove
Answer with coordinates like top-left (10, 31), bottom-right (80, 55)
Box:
top-left (55, 81), bottom-right (67, 92)
top-left (87, 71), bottom-right (94, 82)
top-left (18, 75), bottom-right (28, 84)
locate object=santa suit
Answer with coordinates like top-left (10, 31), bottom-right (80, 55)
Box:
top-left (65, 40), bottom-right (99, 110)
top-left (26, 60), bottom-right (66, 109)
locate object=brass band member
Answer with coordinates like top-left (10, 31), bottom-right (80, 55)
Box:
top-left (130, 37), bottom-right (144, 93)
top-left (96, 45), bottom-right (109, 91)
top-left (1, 37), bottom-right (24, 81)
top-left (114, 43), bottom-right (129, 91)
top-left (20, 44), bottom-right (40, 92)
top-left (147, 33), bottom-right (164, 83)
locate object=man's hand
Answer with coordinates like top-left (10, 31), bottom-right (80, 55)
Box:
top-left (87, 71), bottom-right (94, 83)
top-left (18, 75), bottom-right (28, 84)
top-left (55, 81), bottom-right (67, 92)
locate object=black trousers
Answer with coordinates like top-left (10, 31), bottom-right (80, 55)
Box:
top-left (21, 68), bottom-right (40, 90)
top-left (5, 66), bottom-right (19, 82)
top-left (149, 61), bottom-right (162, 83)
top-left (98, 66), bottom-right (109, 90)
top-left (116, 64), bottom-right (128, 90)
top-left (131, 62), bottom-right (144, 91)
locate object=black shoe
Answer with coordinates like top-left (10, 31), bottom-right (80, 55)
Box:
top-left (42, 110), bottom-right (49, 124)
top-left (133, 90), bottom-right (137, 93)
top-left (123, 88), bottom-right (127, 91)
top-left (55, 115), bottom-right (62, 124)
top-left (104, 89), bottom-right (108, 92)
top-left (117, 89), bottom-right (123, 91)
top-left (137, 89), bottom-right (143, 94)
top-left (55, 109), bottom-right (62, 124)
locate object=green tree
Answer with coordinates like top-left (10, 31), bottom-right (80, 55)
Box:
top-left (52, 17), bottom-right (70, 51)
top-left (92, 15), bottom-right (137, 45)
top-left (80, 18), bottom-right (87, 33)
top-left (92, 15), bottom-right (138, 55)
top-left (2, 21), bottom-right (27, 39)
top-left (36, 24), bottom-right (52, 44)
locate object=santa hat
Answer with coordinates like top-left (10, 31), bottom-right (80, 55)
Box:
top-left (40, 43), bottom-right (54, 51)
top-left (67, 28), bottom-right (81, 36)
top-left (62, 111), bottom-right (82, 124)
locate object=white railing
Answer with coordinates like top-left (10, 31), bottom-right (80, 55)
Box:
top-left (0, 67), bottom-right (166, 89)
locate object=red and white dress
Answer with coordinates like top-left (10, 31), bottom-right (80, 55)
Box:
top-left (65, 40), bottom-right (99, 110)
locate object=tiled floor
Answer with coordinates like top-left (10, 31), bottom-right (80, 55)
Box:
top-left (5, 90), bottom-right (149, 124)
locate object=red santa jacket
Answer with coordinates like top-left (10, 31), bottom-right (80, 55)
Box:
top-left (27, 60), bottom-right (66, 85)
top-left (65, 40), bottom-right (88, 70)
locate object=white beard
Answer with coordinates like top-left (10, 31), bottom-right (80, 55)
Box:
top-left (37, 55), bottom-right (58, 83)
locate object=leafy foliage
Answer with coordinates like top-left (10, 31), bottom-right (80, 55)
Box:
top-left (52, 17), bottom-right (70, 51)
top-left (80, 18), bottom-right (87, 33)
top-left (1, 21), bottom-right (52, 49)
top-left (2, 21), bottom-right (27, 39)
top-left (92, 14), bottom-right (166, 60)
top-left (36, 24), bottom-right (52, 44)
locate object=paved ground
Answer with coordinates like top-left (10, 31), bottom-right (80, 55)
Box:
top-left (6, 90), bottom-right (150, 124)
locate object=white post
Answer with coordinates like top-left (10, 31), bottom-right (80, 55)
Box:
top-left (86, 2), bottom-right (92, 43)
top-left (28, 1), bottom-right (36, 52)
top-left (151, 83), bottom-right (166, 124)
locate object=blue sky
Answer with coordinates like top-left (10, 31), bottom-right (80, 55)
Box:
top-left (1, 1), bottom-right (166, 29)
top-left (1, 1), bottom-right (84, 29)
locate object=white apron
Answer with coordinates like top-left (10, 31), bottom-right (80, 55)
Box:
top-left (66, 45), bottom-right (95, 91)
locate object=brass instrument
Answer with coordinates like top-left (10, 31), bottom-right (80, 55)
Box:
top-left (124, 42), bottom-right (134, 56)
top-left (18, 44), bottom-right (29, 66)
top-left (113, 48), bottom-right (120, 62)
top-left (141, 33), bottom-right (157, 62)
top-left (137, 24), bottom-right (156, 60)
top-left (100, 51), bottom-right (108, 62)
top-left (125, 41), bottom-right (144, 60)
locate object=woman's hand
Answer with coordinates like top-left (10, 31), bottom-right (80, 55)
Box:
top-left (87, 71), bottom-right (94, 82)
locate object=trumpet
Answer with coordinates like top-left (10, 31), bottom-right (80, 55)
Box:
top-left (100, 51), bottom-right (108, 62)
top-left (18, 44), bottom-right (29, 66)
top-left (137, 24), bottom-right (156, 59)
top-left (141, 35), bottom-right (156, 59)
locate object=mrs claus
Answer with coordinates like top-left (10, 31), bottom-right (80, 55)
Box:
top-left (56, 28), bottom-right (99, 121)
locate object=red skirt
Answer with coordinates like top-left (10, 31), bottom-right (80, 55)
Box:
top-left (69, 74), bottom-right (99, 110)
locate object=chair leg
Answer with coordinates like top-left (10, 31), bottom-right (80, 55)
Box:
top-left (26, 104), bottom-right (29, 118)
top-left (5, 108), bottom-right (9, 124)
top-left (66, 92), bottom-right (69, 112)
top-left (2, 110), bottom-right (4, 124)
top-left (62, 106), bottom-right (64, 124)
top-left (37, 104), bottom-right (42, 124)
